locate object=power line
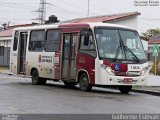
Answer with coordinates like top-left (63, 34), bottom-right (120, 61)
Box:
top-left (46, 0), bottom-right (99, 18)
top-left (47, 3), bottom-right (82, 17)
top-left (0, 9), bottom-right (32, 13)
top-left (0, 3), bottom-right (37, 10)
top-left (0, 17), bottom-right (32, 21)
top-left (77, 0), bottom-right (113, 15)
top-left (0, 1), bottom-right (38, 5)
top-left (53, 0), bottom-right (91, 14)
top-left (90, 4), bottom-right (113, 14)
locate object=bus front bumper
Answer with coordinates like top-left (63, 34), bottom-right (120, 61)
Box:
top-left (107, 75), bottom-right (147, 86)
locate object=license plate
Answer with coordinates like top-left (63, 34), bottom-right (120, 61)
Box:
top-left (128, 64), bottom-right (141, 71)
top-left (123, 78), bottom-right (133, 83)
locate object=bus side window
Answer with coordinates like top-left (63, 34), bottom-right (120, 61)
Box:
top-left (44, 29), bottom-right (60, 52)
top-left (79, 29), bottom-right (96, 57)
top-left (29, 30), bottom-right (45, 51)
top-left (13, 31), bottom-right (19, 51)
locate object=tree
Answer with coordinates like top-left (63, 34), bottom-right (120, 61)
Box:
top-left (142, 28), bottom-right (160, 40)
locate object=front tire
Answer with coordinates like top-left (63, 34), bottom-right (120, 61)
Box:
top-left (79, 73), bottom-right (92, 91)
top-left (119, 86), bottom-right (132, 94)
top-left (31, 69), bottom-right (47, 85)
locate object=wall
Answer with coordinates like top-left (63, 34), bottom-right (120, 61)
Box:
top-left (0, 46), bottom-right (4, 66)
top-left (141, 39), bottom-right (148, 51)
top-left (0, 47), bottom-right (10, 67)
top-left (0, 37), bottom-right (12, 47)
top-left (107, 16), bottom-right (138, 30)
top-left (0, 37), bottom-right (12, 67)
top-left (4, 47), bottom-right (10, 66)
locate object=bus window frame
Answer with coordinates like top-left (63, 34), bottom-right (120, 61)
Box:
top-left (79, 28), bottom-right (97, 58)
top-left (44, 29), bottom-right (61, 52)
top-left (13, 31), bottom-right (19, 51)
top-left (28, 29), bottom-right (45, 52)
top-left (94, 26), bottom-right (146, 61)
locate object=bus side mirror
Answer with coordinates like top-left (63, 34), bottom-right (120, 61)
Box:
top-left (84, 35), bottom-right (89, 46)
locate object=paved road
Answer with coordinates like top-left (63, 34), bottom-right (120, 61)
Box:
top-left (0, 74), bottom-right (160, 114)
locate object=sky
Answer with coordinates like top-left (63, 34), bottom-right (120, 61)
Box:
top-left (0, 0), bottom-right (160, 33)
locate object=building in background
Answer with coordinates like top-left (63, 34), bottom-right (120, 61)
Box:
top-left (64, 11), bottom-right (140, 30)
top-left (0, 24), bottom-right (35, 67)
top-left (0, 28), bottom-right (13, 67)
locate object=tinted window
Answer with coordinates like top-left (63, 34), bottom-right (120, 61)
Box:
top-left (44, 29), bottom-right (60, 52)
top-left (29, 30), bottom-right (45, 51)
top-left (13, 31), bottom-right (19, 51)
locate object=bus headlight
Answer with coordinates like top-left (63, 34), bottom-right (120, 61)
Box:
top-left (106, 67), bottom-right (115, 75)
top-left (100, 64), bottom-right (115, 75)
top-left (140, 67), bottom-right (148, 76)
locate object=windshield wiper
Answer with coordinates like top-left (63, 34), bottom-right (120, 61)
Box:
top-left (113, 31), bottom-right (140, 62)
top-left (113, 45), bottom-right (127, 62)
top-left (113, 31), bottom-right (127, 62)
top-left (113, 46), bottom-right (120, 62)
top-left (124, 46), bottom-right (140, 63)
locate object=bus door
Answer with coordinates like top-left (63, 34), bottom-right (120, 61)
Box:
top-left (62, 33), bottom-right (78, 80)
top-left (18, 32), bottom-right (28, 74)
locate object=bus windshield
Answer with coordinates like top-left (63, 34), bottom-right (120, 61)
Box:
top-left (95, 28), bottom-right (147, 61)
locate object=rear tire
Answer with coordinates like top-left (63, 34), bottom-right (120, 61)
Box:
top-left (31, 69), bottom-right (47, 85)
top-left (39, 78), bottom-right (47, 85)
top-left (79, 73), bottom-right (92, 91)
top-left (119, 86), bottom-right (132, 94)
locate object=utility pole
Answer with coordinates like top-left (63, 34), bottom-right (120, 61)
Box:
top-left (35, 0), bottom-right (47, 24)
top-left (87, 0), bottom-right (90, 17)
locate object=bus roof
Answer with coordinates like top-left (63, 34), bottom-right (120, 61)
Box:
top-left (89, 22), bottom-right (134, 30)
top-left (13, 24), bottom-right (59, 31)
top-left (13, 22), bottom-right (136, 31)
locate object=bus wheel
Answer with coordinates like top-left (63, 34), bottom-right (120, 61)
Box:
top-left (119, 86), bottom-right (132, 94)
top-left (39, 78), bottom-right (47, 85)
top-left (31, 69), bottom-right (46, 85)
top-left (79, 73), bottom-right (92, 91)
top-left (63, 81), bottom-right (77, 87)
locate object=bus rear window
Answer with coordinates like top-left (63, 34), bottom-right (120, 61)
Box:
top-left (29, 30), bottom-right (45, 51)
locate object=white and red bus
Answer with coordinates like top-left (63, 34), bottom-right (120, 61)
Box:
top-left (10, 22), bottom-right (150, 93)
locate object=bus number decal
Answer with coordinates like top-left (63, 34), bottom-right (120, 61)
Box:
top-left (39, 55), bottom-right (53, 63)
